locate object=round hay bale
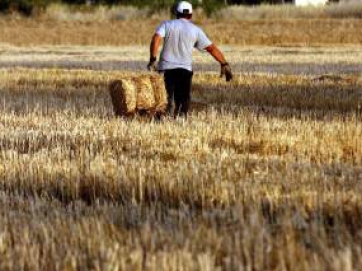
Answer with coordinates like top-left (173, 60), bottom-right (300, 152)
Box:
top-left (109, 79), bottom-right (137, 116)
top-left (150, 75), bottom-right (168, 113)
top-left (133, 76), bottom-right (155, 111)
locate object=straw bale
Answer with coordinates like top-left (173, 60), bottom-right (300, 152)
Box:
top-left (133, 76), bottom-right (156, 111)
top-left (109, 79), bottom-right (136, 116)
top-left (150, 75), bottom-right (168, 113)
top-left (109, 75), bottom-right (168, 118)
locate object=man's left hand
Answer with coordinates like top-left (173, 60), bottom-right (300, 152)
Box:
top-left (220, 63), bottom-right (233, 82)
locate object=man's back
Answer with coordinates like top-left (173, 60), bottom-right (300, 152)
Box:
top-left (147, 1), bottom-right (232, 117)
top-left (156, 19), bottom-right (212, 71)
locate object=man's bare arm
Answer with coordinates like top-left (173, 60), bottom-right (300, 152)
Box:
top-left (205, 44), bottom-right (233, 81)
top-left (205, 44), bottom-right (227, 64)
top-left (150, 33), bottom-right (162, 59)
top-left (148, 33), bottom-right (162, 71)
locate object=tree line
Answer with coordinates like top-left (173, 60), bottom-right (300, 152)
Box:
top-left (0, 0), bottom-right (297, 16)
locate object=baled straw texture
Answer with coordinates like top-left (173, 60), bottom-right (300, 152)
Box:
top-left (109, 75), bottom-right (168, 117)
top-left (150, 74), bottom-right (168, 113)
top-left (133, 76), bottom-right (156, 111)
top-left (109, 79), bottom-right (136, 116)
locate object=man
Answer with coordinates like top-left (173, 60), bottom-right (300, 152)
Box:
top-left (147, 1), bottom-right (233, 117)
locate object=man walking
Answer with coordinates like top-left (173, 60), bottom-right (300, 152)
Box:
top-left (148, 1), bottom-right (233, 117)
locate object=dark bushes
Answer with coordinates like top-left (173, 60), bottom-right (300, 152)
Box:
top-left (0, 0), bottom-right (53, 16)
top-left (0, 0), bottom-right (274, 17)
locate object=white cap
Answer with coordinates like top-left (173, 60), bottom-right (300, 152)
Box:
top-left (176, 1), bottom-right (193, 15)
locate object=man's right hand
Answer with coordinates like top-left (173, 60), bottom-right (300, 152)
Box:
top-left (220, 63), bottom-right (233, 82)
top-left (147, 56), bottom-right (157, 72)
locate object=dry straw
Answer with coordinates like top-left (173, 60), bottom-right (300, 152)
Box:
top-left (1, 67), bottom-right (362, 270)
top-left (134, 76), bottom-right (156, 111)
top-left (109, 79), bottom-right (136, 116)
top-left (109, 74), bottom-right (167, 117)
top-left (150, 74), bottom-right (168, 113)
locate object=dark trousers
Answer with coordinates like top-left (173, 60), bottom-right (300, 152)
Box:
top-left (164, 68), bottom-right (193, 117)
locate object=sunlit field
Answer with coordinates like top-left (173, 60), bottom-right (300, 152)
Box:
top-left (2, 17), bottom-right (362, 46)
top-left (0, 22), bottom-right (362, 270)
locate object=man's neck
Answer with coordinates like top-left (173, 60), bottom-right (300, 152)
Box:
top-left (177, 18), bottom-right (191, 22)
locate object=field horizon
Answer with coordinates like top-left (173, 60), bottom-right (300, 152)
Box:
top-left (2, 17), bottom-right (362, 47)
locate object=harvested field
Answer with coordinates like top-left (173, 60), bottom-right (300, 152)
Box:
top-left (1, 45), bottom-right (362, 75)
top-left (1, 18), bottom-right (362, 46)
top-left (0, 7), bottom-right (362, 268)
top-left (0, 44), bottom-right (362, 270)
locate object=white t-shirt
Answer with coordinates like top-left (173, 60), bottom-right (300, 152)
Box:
top-left (155, 19), bottom-right (212, 72)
